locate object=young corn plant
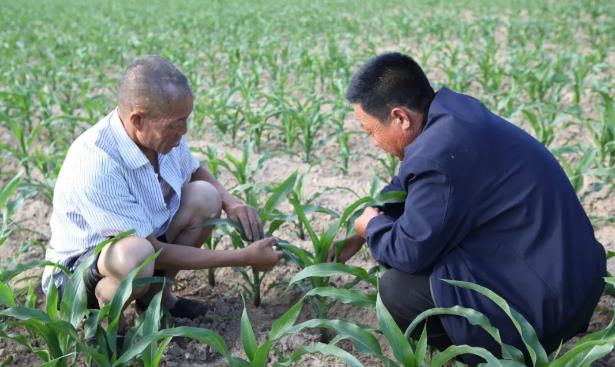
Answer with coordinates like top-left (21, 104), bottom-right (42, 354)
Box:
top-left (208, 142), bottom-right (269, 208)
top-left (0, 173), bottom-right (24, 248)
top-left (204, 172), bottom-right (298, 307)
top-left (296, 278), bottom-right (615, 367)
top-left (406, 278), bottom-right (615, 366)
top-left (286, 190), bottom-right (406, 322)
top-left (0, 232), bottom-right (239, 367)
top-left (585, 90), bottom-right (615, 168)
top-left (202, 228), bottom-right (226, 287)
top-left (554, 146), bottom-right (596, 195)
top-left (265, 93), bottom-right (332, 163)
top-left (0, 232), bottom-right (150, 366)
top-left (367, 152), bottom-right (400, 182)
top-left (193, 145), bottom-right (235, 287)
top-left (239, 298), bottom-right (373, 367)
top-left (284, 174), bottom-right (339, 241)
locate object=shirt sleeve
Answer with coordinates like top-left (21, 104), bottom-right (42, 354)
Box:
top-left (77, 166), bottom-right (154, 239)
top-left (365, 159), bottom-right (460, 273)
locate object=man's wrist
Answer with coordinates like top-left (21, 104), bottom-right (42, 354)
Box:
top-left (236, 247), bottom-right (250, 266)
top-left (222, 195), bottom-right (240, 213)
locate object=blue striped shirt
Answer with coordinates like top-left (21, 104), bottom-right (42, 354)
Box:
top-left (42, 109), bottom-right (199, 292)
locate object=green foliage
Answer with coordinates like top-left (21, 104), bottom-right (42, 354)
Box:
top-left (202, 171), bottom-right (298, 306)
top-left (0, 0), bottom-right (613, 365)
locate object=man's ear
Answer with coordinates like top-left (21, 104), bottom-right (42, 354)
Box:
top-left (391, 107), bottom-right (423, 131)
top-left (129, 110), bottom-right (145, 131)
top-left (390, 107), bottom-right (412, 130)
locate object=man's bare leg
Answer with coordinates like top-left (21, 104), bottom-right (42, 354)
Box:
top-left (95, 236), bottom-right (156, 307)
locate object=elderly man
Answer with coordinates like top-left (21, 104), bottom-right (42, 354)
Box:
top-left (330, 52), bottom-right (606, 364)
top-left (42, 55), bottom-right (282, 318)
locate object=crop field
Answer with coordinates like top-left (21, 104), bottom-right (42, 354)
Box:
top-left (0, 0), bottom-right (614, 365)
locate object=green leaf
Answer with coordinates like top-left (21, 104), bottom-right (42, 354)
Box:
top-left (0, 281), bottom-right (16, 307)
top-left (106, 250), bottom-right (159, 355)
top-left (261, 171), bottom-right (297, 221)
top-left (338, 196), bottom-right (373, 225)
top-left (414, 325), bottom-right (428, 366)
top-left (0, 172), bottom-right (21, 210)
top-left (203, 217), bottom-right (245, 237)
top-left (430, 345), bottom-right (503, 367)
top-left (405, 305), bottom-right (525, 362)
top-left (114, 326), bottom-right (230, 366)
top-left (289, 195), bottom-right (320, 250)
top-left (275, 240), bottom-right (314, 268)
top-left (37, 352), bottom-right (77, 367)
top-left (0, 260), bottom-right (69, 283)
top-left (252, 341), bottom-right (272, 367)
top-left (545, 338), bottom-right (615, 367)
top-left (59, 252), bottom-right (92, 328)
top-left (372, 190), bottom-right (407, 206)
top-left (240, 305), bottom-right (257, 361)
top-left (443, 279), bottom-right (548, 366)
top-left (290, 263), bottom-right (375, 286)
top-left (376, 290), bottom-right (415, 366)
top-left (1, 306), bottom-right (52, 322)
top-left (284, 318), bottom-right (381, 356)
top-left (140, 288), bottom-right (165, 366)
top-left (269, 299), bottom-right (304, 340)
top-left (318, 219), bottom-right (342, 261)
top-left (45, 280), bottom-right (59, 321)
top-left (305, 287), bottom-right (376, 308)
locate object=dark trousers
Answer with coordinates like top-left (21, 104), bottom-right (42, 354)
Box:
top-left (379, 268), bottom-right (453, 351)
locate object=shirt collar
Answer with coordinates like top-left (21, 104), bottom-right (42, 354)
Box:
top-left (109, 108), bottom-right (150, 170)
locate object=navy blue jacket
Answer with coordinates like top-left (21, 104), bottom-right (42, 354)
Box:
top-left (365, 88), bottom-right (606, 359)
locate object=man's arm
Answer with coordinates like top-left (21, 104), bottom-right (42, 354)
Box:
top-left (147, 235), bottom-right (281, 271)
top-left (360, 162), bottom-right (466, 273)
top-left (191, 166), bottom-right (264, 240)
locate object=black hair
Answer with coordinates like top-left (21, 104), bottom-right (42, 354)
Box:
top-left (346, 52), bottom-right (434, 123)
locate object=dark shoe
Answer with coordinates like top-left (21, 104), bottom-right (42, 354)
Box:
top-left (168, 297), bottom-right (210, 319)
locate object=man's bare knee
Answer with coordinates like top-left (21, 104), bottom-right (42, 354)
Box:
top-left (183, 181), bottom-right (222, 219)
top-left (99, 236), bottom-right (156, 279)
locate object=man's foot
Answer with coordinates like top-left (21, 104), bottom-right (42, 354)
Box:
top-left (167, 297), bottom-right (210, 319)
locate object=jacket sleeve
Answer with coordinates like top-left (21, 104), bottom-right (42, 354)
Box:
top-left (365, 159), bottom-right (461, 273)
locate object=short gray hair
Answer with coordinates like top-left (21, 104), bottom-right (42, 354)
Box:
top-left (117, 55), bottom-right (192, 116)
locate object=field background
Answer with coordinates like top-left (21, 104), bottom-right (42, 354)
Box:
top-left (0, 0), bottom-right (613, 365)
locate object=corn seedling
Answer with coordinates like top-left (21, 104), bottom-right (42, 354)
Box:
top-left (286, 190), bottom-right (406, 322)
top-left (0, 173), bottom-right (23, 248)
top-left (203, 172), bottom-right (298, 306)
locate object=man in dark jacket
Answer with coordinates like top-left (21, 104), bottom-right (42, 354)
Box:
top-left (329, 52), bottom-right (606, 364)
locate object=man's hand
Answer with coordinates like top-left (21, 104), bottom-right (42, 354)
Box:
top-left (242, 237), bottom-right (283, 271)
top-left (225, 201), bottom-right (264, 241)
top-left (354, 207), bottom-right (381, 239)
top-left (327, 235), bottom-right (365, 263)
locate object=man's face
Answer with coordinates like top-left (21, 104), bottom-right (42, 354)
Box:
top-left (353, 104), bottom-right (411, 160)
top-left (138, 96), bottom-right (193, 154)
